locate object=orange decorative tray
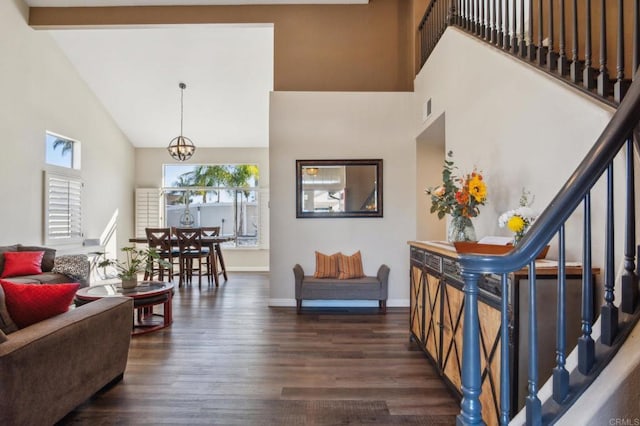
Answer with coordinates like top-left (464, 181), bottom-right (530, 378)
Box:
top-left (453, 242), bottom-right (549, 259)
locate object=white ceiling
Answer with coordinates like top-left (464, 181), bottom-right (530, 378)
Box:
top-left (49, 24), bottom-right (274, 148)
top-left (34, 0), bottom-right (368, 149)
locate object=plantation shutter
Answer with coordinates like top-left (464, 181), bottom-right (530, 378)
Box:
top-left (135, 188), bottom-right (163, 238)
top-left (45, 171), bottom-right (83, 243)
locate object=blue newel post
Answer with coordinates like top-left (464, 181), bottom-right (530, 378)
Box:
top-left (456, 270), bottom-right (485, 426)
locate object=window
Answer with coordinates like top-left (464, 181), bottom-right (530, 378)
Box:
top-left (45, 132), bottom-right (80, 169)
top-left (44, 171), bottom-right (83, 244)
top-left (163, 164), bottom-right (260, 248)
top-left (44, 131), bottom-right (83, 245)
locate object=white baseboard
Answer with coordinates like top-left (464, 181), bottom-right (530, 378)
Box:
top-left (225, 266), bottom-right (269, 272)
top-left (267, 299), bottom-right (410, 308)
top-left (268, 299), bottom-right (297, 307)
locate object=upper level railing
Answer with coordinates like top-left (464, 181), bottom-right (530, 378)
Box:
top-left (419, 0), bottom-right (640, 106)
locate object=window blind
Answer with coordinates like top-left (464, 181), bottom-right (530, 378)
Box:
top-left (44, 171), bottom-right (83, 243)
top-left (135, 188), bottom-right (162, 238)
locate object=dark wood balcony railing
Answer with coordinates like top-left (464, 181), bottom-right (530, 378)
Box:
top-left (418, 0), bottom-right (640, 106)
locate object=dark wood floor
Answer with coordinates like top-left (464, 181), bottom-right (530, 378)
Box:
top-left (58, 273), bottom-right (459, 425)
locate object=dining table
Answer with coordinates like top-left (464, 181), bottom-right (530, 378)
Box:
top-left (129, 234), bottom-right (232, 287)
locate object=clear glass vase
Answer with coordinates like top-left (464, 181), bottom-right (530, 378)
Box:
top-left (448, 216), bottom-right (477, 242)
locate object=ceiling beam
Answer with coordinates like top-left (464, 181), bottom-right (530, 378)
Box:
top-left (29, 3), bottom-right (414, 93)
top-left (29, 5), bottom-right (362, 27)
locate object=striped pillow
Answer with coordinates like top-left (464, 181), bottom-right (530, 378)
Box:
top-left (338, 251), bottom-right (364, 279)
top-left (314, 251), bottom-right (341, 278)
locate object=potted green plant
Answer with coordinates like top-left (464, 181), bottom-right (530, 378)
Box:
top-left (98, 246), bottom-right (171, 289)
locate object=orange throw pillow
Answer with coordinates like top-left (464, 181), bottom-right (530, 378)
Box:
top-left (338, 251), bottom-right (364, 279)
top-left (314, 251), bottom-right (340, 278)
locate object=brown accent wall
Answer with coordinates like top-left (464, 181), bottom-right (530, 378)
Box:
top-left (412, 0), bottom-right (431, 74)
top-left (29, 1), bottom-right (415, 92)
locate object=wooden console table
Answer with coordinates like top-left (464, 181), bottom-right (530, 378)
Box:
top-left (408, 241), bottom-right (597, 425)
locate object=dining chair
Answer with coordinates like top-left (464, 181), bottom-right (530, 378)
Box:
top-left (174, 227), bottom-right (210, 288)
top-left (200, 226), bottom-right (220, 237)
top-left (200, 226), bottom-right (220, 285)
top-left (145, 227), bottom-right (176, 282)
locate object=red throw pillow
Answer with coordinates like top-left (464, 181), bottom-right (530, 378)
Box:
top-left (1, 251), bottom-right (44, 278)
top-left (0, 280), bottom-right (79, 329)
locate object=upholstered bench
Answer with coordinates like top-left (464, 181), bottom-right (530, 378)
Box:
top-left (293, 263), bottom-right (390, 314)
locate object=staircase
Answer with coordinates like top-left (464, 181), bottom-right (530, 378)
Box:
top-left (418, 1), bottom-right (640, 424)
top-left (419, 0), bottom-right (638, 107)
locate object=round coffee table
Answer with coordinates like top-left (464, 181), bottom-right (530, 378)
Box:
top-left (75, 281), bottom-right (174, 335)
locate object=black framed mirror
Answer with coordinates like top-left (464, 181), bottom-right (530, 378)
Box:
top-left (296, 159), bottom-right (383, 218)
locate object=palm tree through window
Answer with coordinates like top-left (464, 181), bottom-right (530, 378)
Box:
top-left (45, 132), bottom-right (79, 169)
top-left (163, 164), bottom-right (260, 247)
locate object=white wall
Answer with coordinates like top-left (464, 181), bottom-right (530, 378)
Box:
top-left (269, 91), bottom-right (415, 306)
top-left (0, 0), bottom-right (135, 251)
top-left (416, 112), bottom-right (447, 241)
top-left (558, 318), bottom-right (640, 424)
top-left (134, 147), bottom-right (269, 271)
top-left (414, 27), bottom-right (616, 263)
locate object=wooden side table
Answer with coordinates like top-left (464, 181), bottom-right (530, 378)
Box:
top-left (75, 281), bottom-right (173, 335)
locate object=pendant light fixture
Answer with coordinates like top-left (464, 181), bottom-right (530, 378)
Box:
top-left (167, 82), bottom-right (195, 161)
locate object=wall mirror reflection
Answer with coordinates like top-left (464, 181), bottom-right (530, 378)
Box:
top-left (296, 159), bottom-right (383, 218)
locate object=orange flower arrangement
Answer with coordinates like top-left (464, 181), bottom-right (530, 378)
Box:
top-left (425, 151), bottom-right (487, 219)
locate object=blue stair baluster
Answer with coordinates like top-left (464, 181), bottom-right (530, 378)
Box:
top-left (512, 0), bottom-right (518, 55)
top-left (456, 271), bottom-right (484, 426)
top-left (601, 163), bottom-right (619, 346)
top-left (527, 0), bottom-right (536, 61)
top-left (622, 138), bottom-right (638, 313)
top-left (553, 225), bottom-right (570, 403)
top-left (525, 260), bottom-right (542, 425)
top-left (570, 0), bottom-right (583, 83)
top-left (494, 0), bottom-right (500, 47)
top-left (449, 0), bottom-right (458, 26)
top-left (499, 272), bottom-right (510, 425)
top-left (579, 193), bottom-right (596, 374)
top-left (520, 0), bottom-right (527, 57)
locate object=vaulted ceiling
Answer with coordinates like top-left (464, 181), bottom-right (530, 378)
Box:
top-left (25, 1), bottom-right (369, 149)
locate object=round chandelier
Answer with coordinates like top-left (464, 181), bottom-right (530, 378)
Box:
top-left (167, 82), bottom-right (196, 161)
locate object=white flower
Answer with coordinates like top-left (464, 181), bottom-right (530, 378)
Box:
top-left (514, 206), bottom-right (536, 220)
top-left (498, 209), bottom-right (515, 228)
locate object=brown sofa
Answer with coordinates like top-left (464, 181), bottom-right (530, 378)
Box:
top-left (0, 244), bottom-right (90, 287)
top-left (0, 296), bottom-right (133, 426)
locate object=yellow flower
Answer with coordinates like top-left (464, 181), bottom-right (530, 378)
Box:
top-left (507, 215), bottom-right (526, 233)
top-left (433, 186), bottom-right (446, 197)
top-left (468, 175), bottom-right (487, 202)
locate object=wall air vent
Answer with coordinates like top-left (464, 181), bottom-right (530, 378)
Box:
top-left (422, 98), bottom-right (432, 122)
